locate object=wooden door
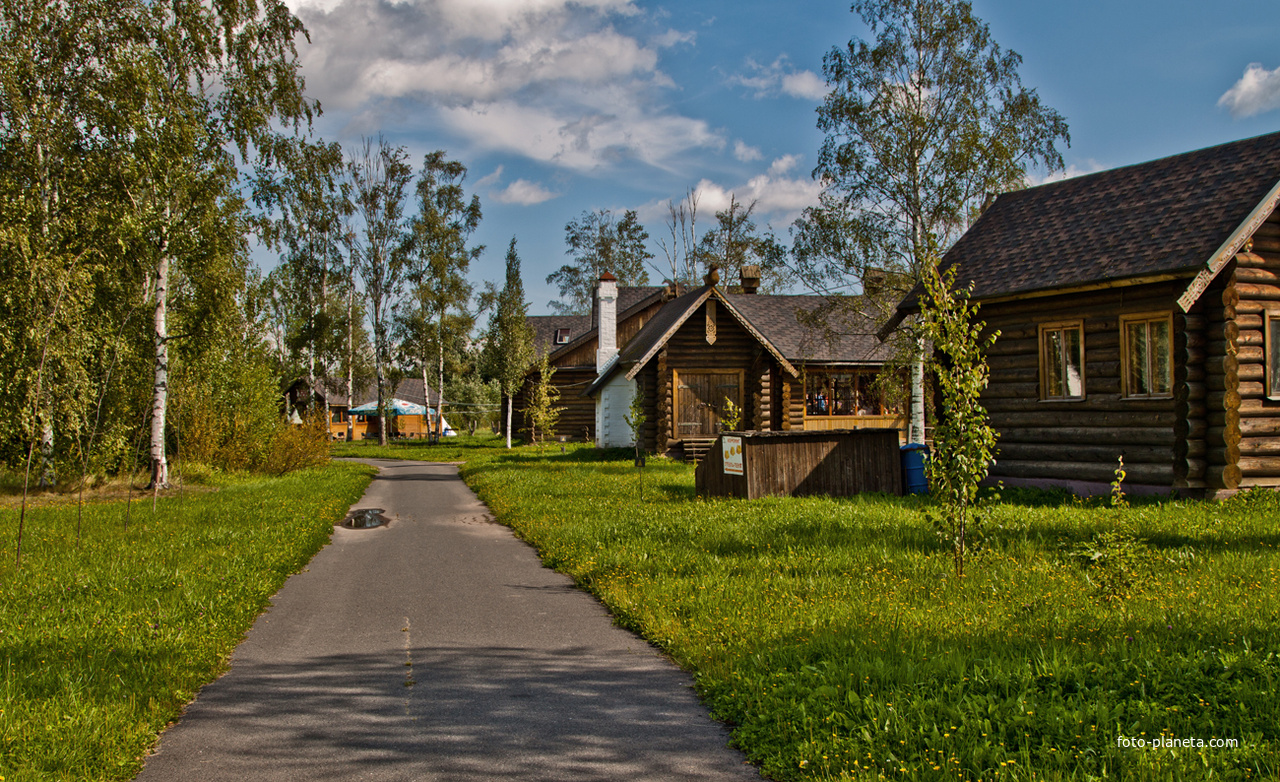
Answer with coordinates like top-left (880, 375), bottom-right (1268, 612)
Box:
top-left (675, 371), bottom-right (742, 437)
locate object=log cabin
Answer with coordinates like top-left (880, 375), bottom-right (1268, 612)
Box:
top-left (881, 130), bottom-right (1280, 497)
top-left (287, 378), bottom-right (445, 440)
top-left (513, 282), bottom-right (668, 442)
top-left (585, 267), bottom-right (902, 461)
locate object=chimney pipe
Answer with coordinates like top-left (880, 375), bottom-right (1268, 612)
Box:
top-left (595, 272), bottom-right (619, 373)
top-left (740, 265), bottom-right (760, 294)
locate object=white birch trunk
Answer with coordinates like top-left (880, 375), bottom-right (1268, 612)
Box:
top-left (910, 337), bottom-right (926, 444)
top-left (346, 281), bottom-right (354, 442)
top-left (149, 249), bottom-right (170, 488)
top-left (505, 395), bottom-right (512, 449)
top-left (421, 361), bottom-right (430, 440)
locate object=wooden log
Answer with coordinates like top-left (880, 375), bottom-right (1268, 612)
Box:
top-left (1241, 418), bottom-right (1280, 439)
top-left (1220, 285), bottom-right (1241, 308)
top-left (1242, 437), bottom-right (1280, 456)
top-left (1084, 360), bottom-right (1121, 379)
top-left (1237, 475), bottom-right (1280, 487)
top-left (996, 443), bottom-right (1174, 464)
top-left (1240, 362), bottom-right (1264, 381)
top-left (1084, 346), bottom-right (1121, 363)
top-left (1206, 463), bottom-right (1242, 489)
top-left (1206, 372), bottom-right (1241, 392)
top-left (1238, 329), bottom-right (1264, 347)
top-left (1205, 355), bottom-right (1239, 376)
top-left (1237, 456), bottom-right (1280, 475)
top-left (981, 382), bottom-right (1041, 400)
top-left (1175, 418), bottom-right (1209, 441)
top-left (1254, 224), bottom-right (1280, 239)
top-left (985, 336), bottom-right (1038, 357)
top-left (1234, 283), bottom-right (1280, 302)
top-left (1175, 312), bottom-right (1207, 332)
top-left (1174, 438), bottom-right (1207, 459)
top-left (1235, 313), bottom-right (1266, 329)
top-left (1206, 424), bottom-right (1242, 448)
top-left (997, 426), bottom-right (1175, 446)
top-left (1174, 330), bottom-right (1207, 351)
top-left (986, 353), bottom-right (1039, 370)
top-left (1248, 238), bottom-right (1280, 255)
top-left (1207, 445), bottom-right (1242, 465)
top-left (1174, 459), bottom-right (1207, 482)
top-left (984, 398), bottom-right (1174, 413)
top-left (1239, 381), bottom-right (1266, 399)
top-left (1207, 389), bottom-right (1241, 410)
top-left (992, 459), bottom-right (1173, 485)
top-left (1174, 363), bottom-right (1206, 383)
top-left (1239, 400), bottom-right (1280, 418)
top-left (1175, 382), bottom-right (1206, 402)
top-left (1207, 409), bottom-right (1241, 429)
top-left (1237, 345), bottom-right (1265, 363)
top-left (991, 410), bottom-right (1175, 428)
top-left (1234, 266), bottom-right (1280, 285)
top-left (1236, 251), bottom-right (1275, 267)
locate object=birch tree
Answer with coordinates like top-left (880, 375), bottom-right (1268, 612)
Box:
top-left (806, 0), bottom-right (1068, 443)
top-left (348, 136), bottom-right (412, 446)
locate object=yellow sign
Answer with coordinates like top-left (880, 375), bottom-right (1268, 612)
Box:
top-left (723, 435), bottom-right (744, 476)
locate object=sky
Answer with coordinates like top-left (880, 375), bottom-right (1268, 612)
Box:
top-left (274, 0), bottom-right (1280, 315)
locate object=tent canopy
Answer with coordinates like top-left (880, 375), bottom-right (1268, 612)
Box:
top-left (348, 398), bottom-right (432, 416)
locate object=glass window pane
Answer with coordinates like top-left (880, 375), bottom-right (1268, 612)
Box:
top-left (1271, 317), bottom-right (1280, 397)
top-left (856, 373), bottom-right (878, 414)
top-left (1064, 327), bottom-right (1083, 397)
top-left (835, 373), bottom-right (855, 415)
top-left (1150, 319), bottom-right (1171, 394)
top-left (1044, 329), bottom-right (1064, 398)
top-left (1128, 322), bottom-right (1149, 395)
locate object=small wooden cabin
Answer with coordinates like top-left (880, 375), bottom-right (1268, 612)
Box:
top-left (287, 378), bottom-right (445, 441)
top-left (587, 272), bottom-right (902, 460)
top-left (514, 285), bottom-right (668, 441)
top-left (882, 131), bottom-right (1280, 496)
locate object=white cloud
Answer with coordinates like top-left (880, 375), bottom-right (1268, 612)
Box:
top-left (689, 155), bottom-right (822, 227)
top-left (731, 56), bottom-right (826, 101)
top-left (781, 70), bottom-right (827, 100)
top-left (492, 178), bottom-right (559, 205)
top-left (290, 0), bottom-right (719, 172)
top-left (734, 140), bottom-right (762, 162)
top-left (1219, 63), bottom-right (1280, 119)
top-left (1026, 160), bottom-right (1106, 187)
top-left (474, 165), bottom-right (504, 189)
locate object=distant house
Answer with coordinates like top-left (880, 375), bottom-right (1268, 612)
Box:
top-left (881, 131), bottom-right (1280, 496)
top-left (286, 378), bottom-right (446, 440)
top-left (577, 268), bottom-right (901, 460)
top-left (513, 281), bottom-right (668, 442)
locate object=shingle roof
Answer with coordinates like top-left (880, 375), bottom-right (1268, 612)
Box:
top-left (887, 130), bottom-right (1280, 326)
top-left (310, 377), bottom-right (446, 407)
top-left (527, 315), bottom-right (590, 357)
top-left (724, 295), bottom-right (892, 364)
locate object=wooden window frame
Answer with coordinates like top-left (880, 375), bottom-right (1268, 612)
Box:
top-left (554, 328), bottom-right (571, 345)
top-left (801, 367), bottom-right (891, 417)
top-left (1038, 320), bottom-right (1086, 401)
top-left (1119, 312), bottom-right (1174, 399)
top-left (1266, 310), bottom-right (1280, 400)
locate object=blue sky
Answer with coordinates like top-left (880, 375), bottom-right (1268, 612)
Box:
top-left (278, 0), bottom-right (1280, 314)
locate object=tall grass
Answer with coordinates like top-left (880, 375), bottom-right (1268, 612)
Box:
top-left (461, 446), bottom-right (1280, 781)
top-left (0, 461), bottom-right (375, 781)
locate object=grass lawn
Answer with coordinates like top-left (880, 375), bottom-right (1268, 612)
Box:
top-left (454, 444), bottom-right (1279, 781)
top-left (0, 461), bottom-right (375, 781)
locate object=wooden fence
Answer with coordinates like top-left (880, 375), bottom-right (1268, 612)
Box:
top-left (694, 429), bottom-right (902, 500)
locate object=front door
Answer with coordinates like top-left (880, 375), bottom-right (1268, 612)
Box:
top-left (675, 371), bottom-right (742, 437)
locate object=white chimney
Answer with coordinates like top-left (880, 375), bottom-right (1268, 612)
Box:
top-left (595, 272), bottom-right (618, 373)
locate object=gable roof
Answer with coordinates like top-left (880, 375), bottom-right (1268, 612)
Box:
top-left (532, 285), bottom-right (666, 364)
top-left (882, 130), bottom-right (1280, 336)
top-left (724, 294), bottom-right (892, 365)
top-left (528, 315), bottom-right (590, 357)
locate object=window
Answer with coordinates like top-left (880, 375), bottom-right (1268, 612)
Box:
top-left (804, 370), bottom-right (889, 416)
top-left (1121, 313), bottom-right (1172, 398)
top-left (554, 328), bottom-right (571, 344)
top-left (1268, 312), bottom-right (1280, 399)
top-left (331, 409), bottom-right (348, 424)
top-left (1039, 321), bottom-right (1084, 400)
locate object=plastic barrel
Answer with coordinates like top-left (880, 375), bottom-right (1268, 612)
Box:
top-left (900, 443), bottom-right (929, 494)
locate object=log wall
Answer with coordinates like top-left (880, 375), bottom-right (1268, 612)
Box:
top-left (1231, 209), bottom-right (1280, 487)
top-left (979, 281), bottom-right (1184, 487)
top-left (513, 366), bottom-right (597, 442)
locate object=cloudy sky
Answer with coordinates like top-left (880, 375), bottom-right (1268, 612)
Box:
top-left (278, 0), bottom-right (1280, 313)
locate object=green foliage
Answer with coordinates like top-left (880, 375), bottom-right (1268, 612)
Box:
top-left (625, 381), bottom-right (647, 450)
top-left (524, 351), bottom-right (565, 451)
top-left (547, 209), bottom-right (651, 314)
top-left (456, 448), bottom-right (1280, 782)
top-left (720, 397), bottom-right (742, 431)
top-left (446, 375), bottom-right (501, 436)
top-left (696, 196), bottom-right (790, 293)
top-left (919, 263), bottom-right (999, 577)
top-left (481, 238), bottom-right (534, 448)
top-left (0, 461), bottom-right (373, 781)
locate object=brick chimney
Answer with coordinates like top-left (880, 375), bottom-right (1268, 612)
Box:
top-left (595, 272), bottom-right (618, 373)
top-left (740, 265), bottom-right (760, 294)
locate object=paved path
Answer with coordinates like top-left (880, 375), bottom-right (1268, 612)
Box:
top-left (136, 459), bottom-right (759, 781)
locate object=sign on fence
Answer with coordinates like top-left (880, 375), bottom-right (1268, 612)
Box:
top-left (722, 435), bottom-right (744, 476)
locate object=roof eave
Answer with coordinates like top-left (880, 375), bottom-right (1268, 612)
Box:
top-left (1177, 176), bottom-right (1280, 312)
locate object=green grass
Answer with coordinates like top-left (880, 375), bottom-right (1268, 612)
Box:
top-left (0, 461), bottom-right (376, 781)
top-left (330, 432), bottom-right (508, 462)
top-left (455, 444), bottom-right (1280, 781)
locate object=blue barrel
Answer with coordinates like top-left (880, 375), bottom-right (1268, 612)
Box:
top-left (900, 443), bottom-right (929, 494)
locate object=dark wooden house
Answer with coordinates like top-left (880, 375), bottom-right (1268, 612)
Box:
top-left (882, 131), bottom-right (1280, 496)
top-left (587, 270), bottom-right (901, 460)
top-left (513, 284), bottom-right (667, 441)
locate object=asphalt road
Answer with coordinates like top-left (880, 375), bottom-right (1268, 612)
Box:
top-left (135, 459), bottom-right (760, 781)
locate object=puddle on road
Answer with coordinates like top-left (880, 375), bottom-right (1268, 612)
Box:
top-left (342, 508), bottom-right (389, 529)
